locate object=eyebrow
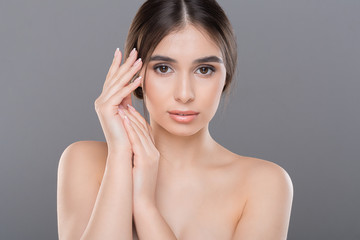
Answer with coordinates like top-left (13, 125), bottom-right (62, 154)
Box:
top-left (149, 55), bottom-right (223, 64)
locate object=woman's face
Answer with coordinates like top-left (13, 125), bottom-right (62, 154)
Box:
top-left (142, 24), bottom-right (226, 136)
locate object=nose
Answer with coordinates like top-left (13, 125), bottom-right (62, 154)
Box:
top-left (173, 73), bottom-right (195, 103)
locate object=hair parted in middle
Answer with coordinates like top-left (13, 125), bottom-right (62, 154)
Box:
top-left (124, 0), bottom-right (237, 100)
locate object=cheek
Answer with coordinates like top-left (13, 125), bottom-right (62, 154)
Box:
top-left (197, 83), bottom-right (224, 118)
top-left (144, 75), bottom-right (171, 109)
top-left (200, 75), bottom-right (225, 101)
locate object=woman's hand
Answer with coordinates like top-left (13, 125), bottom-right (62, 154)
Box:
top-left (118, 105), bottom-right (160, 207)
top-left (94, 48), bottom-right (143, 154)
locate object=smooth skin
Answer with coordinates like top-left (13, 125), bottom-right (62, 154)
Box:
top-left (57, 24), bottom-right (293, 240)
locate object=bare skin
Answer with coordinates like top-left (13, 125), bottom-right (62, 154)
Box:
top-left (57, 24), bottom-right (293, 239)
top-left (58, 140), bottom-right (292, 240)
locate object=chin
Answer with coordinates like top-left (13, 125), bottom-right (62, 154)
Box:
top-left (169, 128), bottom-right (201, 137)
top-left (168, 119), bottom-right (211, 136)
top-left (152, 118), bottom-right (205, 137)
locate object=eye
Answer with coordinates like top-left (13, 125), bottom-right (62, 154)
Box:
top-left (195, 66), bottom-right (215, 76)
top-left (154, 64), bottom-right (173, 74)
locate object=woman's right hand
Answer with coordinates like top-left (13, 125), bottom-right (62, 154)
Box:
top-left (94, 48), bottom-right (142, 154)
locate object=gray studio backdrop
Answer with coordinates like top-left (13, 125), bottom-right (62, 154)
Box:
top-left (1, 0), bottom-right (359, 239)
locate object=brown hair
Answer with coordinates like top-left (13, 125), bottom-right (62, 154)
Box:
top-left (124, 0), bottom-right (237, 112)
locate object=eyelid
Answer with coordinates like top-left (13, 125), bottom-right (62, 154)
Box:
top-left (195, 64), bottom-right (216, 75)
top-left (152, 63), bottom-right (216, 75)
top-left (153, 63), bottom-right (174, 74)
top-left (196, 64), bottom-right (216, 70)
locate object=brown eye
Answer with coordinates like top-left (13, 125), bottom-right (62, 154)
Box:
top-left (195, 66), bottom-right (215, 76)
top-left (154, 65), bottom-right (172, 74)
top-left (159, 66), bottom-right (169, 73)
top-left (199, 67), bottom-right (209, 74)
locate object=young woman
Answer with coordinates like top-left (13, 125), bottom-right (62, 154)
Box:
top-left (57, 0), bottom-right (293, 239)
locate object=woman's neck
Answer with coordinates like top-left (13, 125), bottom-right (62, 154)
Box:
top-left (151, 122), bottom-right (218, 169)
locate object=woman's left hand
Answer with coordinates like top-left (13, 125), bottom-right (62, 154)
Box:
top-left (118, 104), bottom-right (160, 208)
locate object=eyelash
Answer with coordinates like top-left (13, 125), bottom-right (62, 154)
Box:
top-left (153, 65), bottom-right (173, 74)
top-left (153, 64), bottom-right (216, 76)
top-left (195, 66), bottom-right (216, 76)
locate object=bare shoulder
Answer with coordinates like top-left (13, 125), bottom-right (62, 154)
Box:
top-left (225, 153), bottom-right (294, 239)
top-left (60, 140), bottom-right (108, 161)
top-left (217, 145), bottom-right (293, 198)
top-left (215, 144), bottom-right (293, 192)
top-left (232, 153), bottom-right (293, 194)
top-left (248, 156), bottom-right (292, 194)
top-left (57, 140), bottom-right (108, 239)
top-left (58, 140), bottom-right (108, 183)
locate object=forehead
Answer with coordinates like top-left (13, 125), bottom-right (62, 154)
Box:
top-left (152, 24), bottom-right (222, 59)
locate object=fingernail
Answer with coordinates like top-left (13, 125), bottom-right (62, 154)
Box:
top-left (114, 48), bottom-right (119, 57)
top-left (133, 76), bottom-right (142, 84)
top-left (130, 48), bottom-right (136, 57)
top-left (118, 108), bottom-right (125, 118)
top-left (127, 104), bottom-right (136, 112)
top-left (124, 115), bottom-right (130, 124)
top-left (119, 104), bottom-right (125, 109)
top-left (133, 58), bottom-right (142, 67)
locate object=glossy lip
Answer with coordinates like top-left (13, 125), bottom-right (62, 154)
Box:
top-left (167, 110), bottom-right (199, 115)
top-left (167, 110), bottom-right (199, 123)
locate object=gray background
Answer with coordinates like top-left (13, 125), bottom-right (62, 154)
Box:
top-left (0, 0), bottom-right (359, 239)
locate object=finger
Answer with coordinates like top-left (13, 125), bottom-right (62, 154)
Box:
top-left (106, 58), bottom-right (142, 97)
top-left (122, 114), bottom-right (148, 154)
top-left (126, 104), bottom-right (148, 130)
top-left (107, 48), bottom-right (138, 88)
top-left (122, 109), bottom-right (153, 149)
top-left (123, 109), bottom-right (149, 143)
top-left (105, 76), bottom-right (142, 106)
top-left (126, 105), bottom-right (155, 144)
top-left (104, 48), bottom-right (122, 89)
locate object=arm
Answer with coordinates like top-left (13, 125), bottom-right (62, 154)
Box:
top-left (57, 141), bottom-right (134, 240)
top-left (232, 163), bottom-right (293, 240)
top-left (134, 202), bottom-right (177, 240)
top-left (119, 106), bottom-right (178, 239)
top-left (57, 48), bottom-right (143, 239)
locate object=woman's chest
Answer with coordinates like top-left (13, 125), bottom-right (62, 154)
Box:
top-left (152, 165), bottom-right (246, 239)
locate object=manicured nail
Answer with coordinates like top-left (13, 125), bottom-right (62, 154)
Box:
top-left (124, 115), bottom-right (130, 124)
top-left (130, 48), bottom-right (136, 57)
top-left (118, 108), bottom-right (125, 118)
top-left (114, 48), bottom-right (119, 57)
top-left (133, 76), bottom-right (142, 84)
top-left (133, 76), bottom-right (142, 83)
top-left (133, 58), bottom-right (142, 66)
top-left (127, 104), bottom-right (136, 112)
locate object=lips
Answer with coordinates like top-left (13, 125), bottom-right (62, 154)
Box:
top-left (168, 110), bottom-right (199, 116)
top-left (168, 110), bottom-right (199, 123)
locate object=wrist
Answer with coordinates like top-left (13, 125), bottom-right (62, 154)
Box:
top-left (134, 199), bottom-right (156, 213)
top-left (107, 145), bottom-right (132, 157)
top-left (106, 148), bottom-right (133, 166)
